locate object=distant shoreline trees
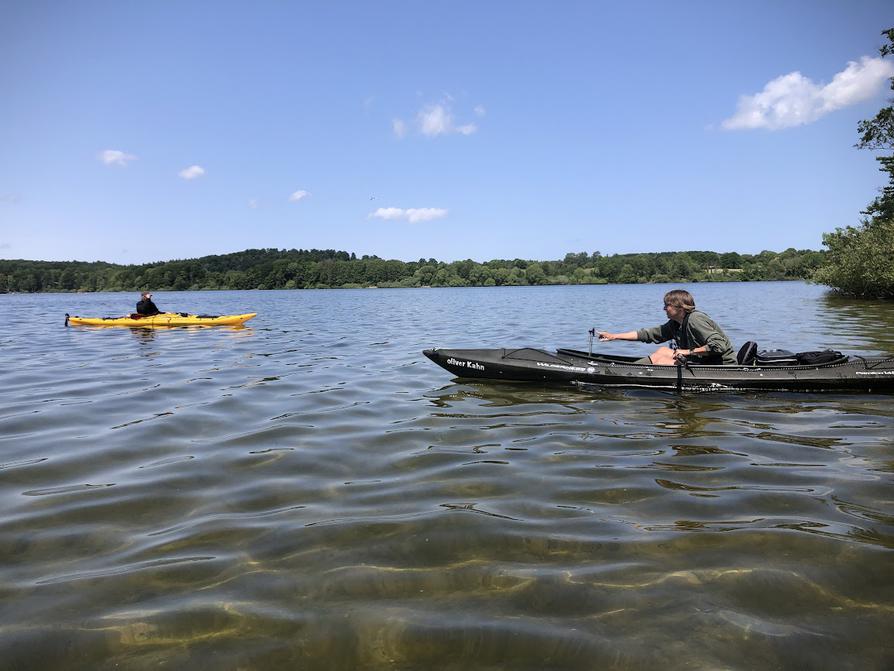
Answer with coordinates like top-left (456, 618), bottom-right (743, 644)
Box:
top-left (0, 247), bottom-right (826, 293)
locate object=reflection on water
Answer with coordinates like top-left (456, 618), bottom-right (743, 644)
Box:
top-left (819, 293), bottom-right (894, 355)
top-left (128, 326), bottom-right (157, 344)
top-left (0, 284), bottom-right (892, 670)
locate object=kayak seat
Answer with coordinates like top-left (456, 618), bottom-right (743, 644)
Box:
top-left (737, 341), bottom-right (758, 365)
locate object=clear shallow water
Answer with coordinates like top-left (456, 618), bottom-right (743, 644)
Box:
top-left (1, 283), bottom-right (893, 670)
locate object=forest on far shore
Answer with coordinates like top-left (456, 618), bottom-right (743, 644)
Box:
top-left (0, 247), bottom-right (825, 293)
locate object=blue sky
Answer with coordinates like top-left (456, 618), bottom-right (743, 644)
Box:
top-left (1, 1), bottom-right (892, 264)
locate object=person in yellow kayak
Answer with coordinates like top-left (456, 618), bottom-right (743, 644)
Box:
top-left (136, 291), bottom-right (161, 316)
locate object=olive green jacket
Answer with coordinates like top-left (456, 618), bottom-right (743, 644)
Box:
top-left (636, 310), bottom-right (736, 364)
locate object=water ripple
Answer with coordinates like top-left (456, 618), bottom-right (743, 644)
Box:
top-left (1, 286), bottom-right (892, 669)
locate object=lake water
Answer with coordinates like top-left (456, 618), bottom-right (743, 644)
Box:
top-left (1, 282), bottom-right (893, 670)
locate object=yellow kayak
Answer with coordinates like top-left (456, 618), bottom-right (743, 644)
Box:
top-left (65, 312), bottom-right (257, 327)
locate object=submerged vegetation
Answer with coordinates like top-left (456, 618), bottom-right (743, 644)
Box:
top-left (0, 247), bottom-right (825, 293)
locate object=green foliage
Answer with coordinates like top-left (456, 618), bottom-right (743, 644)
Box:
top-left (817, 28), bottom-right (894, 298)
top-left (813, 220), bottom-right (894, 298)
top-left (0, 247), bottom-right (823, 293)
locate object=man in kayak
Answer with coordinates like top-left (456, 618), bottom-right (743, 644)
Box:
top-left (596, 289), bottom-right (735, 365)
top-left (136, 291), bottom-right (161, 316)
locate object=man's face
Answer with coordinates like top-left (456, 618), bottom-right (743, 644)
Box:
top-left (664, 302), bottom-right (684, 321)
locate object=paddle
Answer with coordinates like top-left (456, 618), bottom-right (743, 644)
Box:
top-left (670, 341), bottom-right (684, 393)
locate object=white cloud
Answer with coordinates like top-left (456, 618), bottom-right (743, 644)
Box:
top-left (289, 190), bottom-right (310, 202)
top-left (414, 100), bottom-right (478, 137)
top-left (474, 105), bottom-right (486, 117)
top-left (369, 207), bottom-right (448, 223)
top-left (722, 56), bottom-right (894, 131)
top-left (418, 104), bottom-right (452, 136)
top-left (392, 118), bottom-right (407, 138)
top-left (370, 207), bottom-right (405, 220)
top-left (248, 199), bottom-right (259, 209)
top-left (179, 165), bottom-right (205, 180)
top-left (100, 149), bottom-right (136, 166)
top-left (823, 57), bottom-right (893, 110)
top-left (406, 208), bottom-right (447, 222)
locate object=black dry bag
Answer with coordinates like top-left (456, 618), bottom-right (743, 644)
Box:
top-left (796, 350), bottom-right (846, 366)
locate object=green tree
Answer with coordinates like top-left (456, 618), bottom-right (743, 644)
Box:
top-left (719, 252), bottom-right (742, 269)
top-left (507, 267), bottom-right (526, 285)
top-left (856, 28), bottom-right (894, 222)
top-left (413, 264), bottom-right (437, 286)
top-left (491, 267), bottom-right (510, 285)
top-left (814, 220), bottom-right (894, 297)
top-left (816, 28), bottom-right (894, 297)
top-left (525, 262), bottom-right (546, 285)
top-left (468, 265), bottom-right (493, 285)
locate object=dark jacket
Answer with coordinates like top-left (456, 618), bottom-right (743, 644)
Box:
top-left (136, 298), bottom-right (161, 316)
top-left (636, 310), bottom-right (735, 364)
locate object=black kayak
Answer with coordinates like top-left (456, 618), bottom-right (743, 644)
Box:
top-left (423, 347), bottom-right (894, 392)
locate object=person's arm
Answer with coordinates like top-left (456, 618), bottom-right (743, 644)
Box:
top-left (597, 330), bottom-right (640, 342)
top-left (635, 321), bottom-right (676, 344)
top-left (679, 312), bottom-right (730, 358)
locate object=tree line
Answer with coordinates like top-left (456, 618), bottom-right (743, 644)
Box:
top-left (0, 247), bottom-right (826, 293)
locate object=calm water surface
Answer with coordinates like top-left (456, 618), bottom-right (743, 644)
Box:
top-left (1, 283), bottom-right (893, 670)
